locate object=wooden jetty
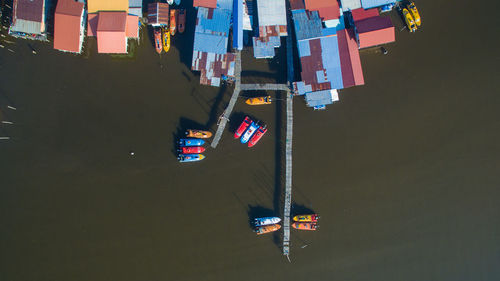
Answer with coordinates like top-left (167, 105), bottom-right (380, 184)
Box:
top-left (240, 83), bottom-right (289, 91)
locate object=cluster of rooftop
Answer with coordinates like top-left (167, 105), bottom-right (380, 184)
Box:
top-left (9, 0), bottom-right (143, 54)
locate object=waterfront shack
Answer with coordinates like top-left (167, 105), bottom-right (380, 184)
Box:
top-left (9, 0), bottom-right (47, 41)
top-left (54, 0), bottom-right (85, 53)
top-left (147, 2), bottom-right (169, 27)
top-left (252, 0), bottom-right (287, 59)
top-left (87, 0), bottom-right (139, 54)
top-left (355, 15), bottom-right (395, 48)
top-left (191, 0), bottom-right (236, 86)
top-left (303, 0), bottom-right (341, 28)
top-left (128, 0), bottom-right (143, 18)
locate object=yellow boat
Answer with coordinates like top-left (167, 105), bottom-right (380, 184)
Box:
top-left (186, 129), bottom-right (212, 139)
top-left (293, 214), bottom-right (319, 222)
top-left (407, 2), bottom-right (421, 26)
top-left (162, 27), bottom-right (170, 53)
top-left (245, 96), bottom-right (272, 105)
top-left (402, 8), bottom-right (417, 32)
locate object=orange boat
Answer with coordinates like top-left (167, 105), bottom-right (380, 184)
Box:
top-left (178, 9), bottom-right (186, 34)
top-left (154, 28), bottom-right (162, 54)
top-left (170, 9), bottom-right (178, 36)
top-left (292, 222), bottom-right (318, 231)
top-left (186, 129), bottom-right (212, 139)
top-left (255, 223), bottom-right (281, 235)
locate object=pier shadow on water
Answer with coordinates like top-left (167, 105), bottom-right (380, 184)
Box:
top-left (247, 205), bottom-right (282, 249)
top-left (290, 203), bottom-right (317, 218)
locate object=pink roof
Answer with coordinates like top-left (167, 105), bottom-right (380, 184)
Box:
top-left (351, 8), bottom-right (379, 22)
top-left (87, 13), bottom-right (98, 36)
top-left (126, 15), bottom-right (138, 38)
top-left (304, 0), bottom-right (340, 20)
top-left (193, 0), bottom-right (217, 8)
top-left (96, 11), bottom-right (127, 53)
top-left (54, 0), bottom-right (84, 52)
top-left (356, 16), bottom-right (395, 48)
top-left (338, 28), bottom-right (364, 87)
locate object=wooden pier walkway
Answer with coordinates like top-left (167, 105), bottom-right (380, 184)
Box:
top-left (240, 83), bottom-right (290, 91)
top-left (211, 51), bottom-right (242, 148)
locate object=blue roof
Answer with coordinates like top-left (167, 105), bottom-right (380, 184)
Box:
top-left (360, 0), bottom-right (396, 9)
top-left (217, 0), bottom-right (234, 11)
top-left (193, 33), bottom-right (228, 54)
top-left (129, 0), bottom-right (143, 8)
top-left (292, 9), bottom-right (323, 41)
top-left (195, 7), bottom-right (232, 36)
top-left (320, 35), bottom-right (343, 89)
top-left (253, 36), bottom-right (280, 58)
top-left (233, 0), bottom-right (243, 50)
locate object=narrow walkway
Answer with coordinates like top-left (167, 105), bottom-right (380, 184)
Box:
top-left (283, 12), bottom-right (295, 257)
top-left (240, 83), bottom-right (289, 91)
top-left (211, 51), bottom-right (242, 148)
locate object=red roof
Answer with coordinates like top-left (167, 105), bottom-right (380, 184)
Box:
top-left (351, 8), bottom-right (379, 22)
top-left (338, 28), bottom-right (364, 88)
top-left (96, 12), bottom-right (127, 53)
top-left (193, 0), bottom-right (217, 8)
top-left (87, 13), bottom-right (98, 36)
top-left (356, 16), bottom-right (395, 48)
top-left (304, 0), bottom-right (340, 20)
top-left (290, 0), bottom-right (306, 10)
top-left (13, 0), bottom-right (44, 22)
top-left (54, 0), bottom-right (84, 52)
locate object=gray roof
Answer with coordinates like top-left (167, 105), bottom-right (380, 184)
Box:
top-left (10, 18), bottom-right (43, 34)
top-left (340, 0), bottom-right (362, 11)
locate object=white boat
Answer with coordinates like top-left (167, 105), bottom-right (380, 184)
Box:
top-left (167, 0), bottom-right (174, 4)
top-left (240, 122), bottom-right (259, 144)
top-left (255, 217), bottom-right (281, 227)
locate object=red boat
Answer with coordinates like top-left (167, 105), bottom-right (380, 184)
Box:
top-left (179, 146), bottom-right (205, 154)
top-left (248, 125), bottom-right (267, 147)
top-left (234, 116), bottom-right (252, 139)
top-left (154, 28), bottom-right (162, 54)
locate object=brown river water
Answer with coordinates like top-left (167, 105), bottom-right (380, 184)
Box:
top-left (1, 1), bottom-right (499, 280)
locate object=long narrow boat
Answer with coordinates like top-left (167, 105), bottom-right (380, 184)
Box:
top-left (162, 27), bottom-right (170, 53)
top-left (175, 0), bottom-right (181, 5)
top-left (167, 0), bottom-right (173, 4)
top-left (186, 129), bottom-right (212, 139)
top-left (246, 96), bottom-right (272, 105)
top-left (255, 224), bottom-right (281, 235)
top-left (402, 8), bottom-right (417, 32)
top-left (254, 217), bottom-right (281, 227)
top-left (293, 214), bottom-right (320, 223)
top-left (178, 9), bottom-right (186, 34)
top-left (170, 9), bottom-right (177, 36)
top-left (240, 122), bottom-right (259, 144)
top-left (234, 116), bottom-right (252, 139)
top-left (178, 146), bottom-right (205, 154)
top-left (292, 222), bottom-right (318, 231)
top-left (154, 28), bottom-right (162, 54)
top-left (248, 126), bottom-right (267, 147)
top-left (178, 154), bottom-right (205, 163)
top-left (178, 138), bottom-right (205, 147)
top-left (407, 2), bottom-right (421, 26)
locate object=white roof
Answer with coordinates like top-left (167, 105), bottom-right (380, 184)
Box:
top-left (257, 0), bottom-right (286, 26)
top-left (340, 0), bottom-right (362, 11)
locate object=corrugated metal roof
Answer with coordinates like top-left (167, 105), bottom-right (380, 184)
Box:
top-left (304, 0), bottom-right (340, 21)
top-left (54, 0), bottom-right (84, 53)
top-left (233, 0), bottom-right (243, 50)
top-left (193, 0), bottom-right (217, 8)
top-left (87, 13), bottom-right (98, 36)
top-left (358, 26), bottom-right (394, 48)
top-left (253, 35), bottom-right (280, 58)
top-left (356, 15), bottom-right (392, 33)
top-left (216, 0), bottom-right (234, 11)
top-left (305, 89), bottom-right (339, 107)
top-left (195, 7), bottom-right (231, 36)
top-left (128, 0), bottom-right (143, 8)
top-left (97, 11), bottom-right (127, 32)
top-left (340, 0), bottom-right (362, 11)
top-left (337, 28), bottom-right (364, 87)
top-left (10, 19), bottom-right (43, 34)
top-left (128, 7), bottom-right (142, 17)
top-left (292, 9), bottom-right (322, 41)
top-left (192, 51), bottom-right (236, 86)
top-left (193, 33), bottom-right (228, 53)
top-left (96, 12), bottom-right (128, 53)
top-left (88, 0), bottom-right (129, 14)
top-left (126, 15), bottom-right (139, 38)
top-left (257, 0), bottom-right (286, 27)
top-left (320, 35), bottom-right (343, 89)
top-left (13, 0), bottom-right (44, 22)
top-left (290, 0), bottom-right (305, 10)
top-left (351, 7), bottom-right (379, 22)
top-left (360, 0), bottom-right (395, 9)
top-left (147, 3), bottom-right (169, 25)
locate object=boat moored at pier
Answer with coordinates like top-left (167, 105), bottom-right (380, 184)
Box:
top-left (178, 146), bottom-right (205, 154)
top-left (254, 217), bottom-right (281, 227)
top-left (234, 116), bottom-right (252, 139)
top-left (293, 214), bottom-right (320, 222)
top-left (179, 138), bottom-right (205, 147)
top-left (255, 223), bottom-right (281, 235)
top-left (245, 96), bottom-right (272, 105)
top-left (178, 9), bottom-right (186, 33)
top-left (248, 126), bottom-right (267, 147)
top-left (240, 122), bottom-right (259, 144)
top-left (292, 222), bottom-right (318, 231)
top-left (178, 154), bottom-right (205, 163)
top-left (186, 129), bottom-right (212, 139)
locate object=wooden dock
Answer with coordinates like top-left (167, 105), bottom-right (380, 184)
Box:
top-left (240, 83), bottom-right (289, 91)
top-left (211, 51), bottom-right (242, 148)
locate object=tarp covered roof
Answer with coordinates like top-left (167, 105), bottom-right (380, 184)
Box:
top-left (54, 0), bottom-right (84, 53)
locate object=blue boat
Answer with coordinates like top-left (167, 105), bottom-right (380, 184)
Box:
top-left (240, 122), bottom-right (259, 144)
top-left (255, 217), bottom-right (281, 227)
top-left (179, 138), bottom-right (205, 147)
top-left (178, 154), bottom-right (205, 163)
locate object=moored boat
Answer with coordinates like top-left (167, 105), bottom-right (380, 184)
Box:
top-left (162, 27), bottom-right (170, 53)
top-left (240, 122), bottom-right (259, 144)
top-left (167, 0), bottom-right (173, 4)
top-left (178, 153), bottom-right (205, 163)
top-left (402, 8), bottom-right (417, 32)
top-left (293, 214), bottom-right (320, 223)
top-left (175, 0), bottom-right (181, 5)
top-left (178, 9), bottom-right (186, 34)
top-left (292, 222), bottom-right (318, 231)
top-left (255, 223), bottom-right (281, 235)
top-left (246, 96), bottom-right (272, 105)
top-left (179, 138), bottom-right (205, 147)
top-left (178, 146), bottom-right (205, 154)
top-left (248, 125), bottom-right (267, 147)
top-left (170, 9), bottom-right (177, 36)
top-left (186, 129), bottom-right (212, 139)
top-left (234, 116), bottom-right (252, 139)
top-left (254, 217), bottom-right (281, 227)
top-left (154, 28), bottom-right (162, 54)
top-left (407, 2), bottom-right (421, 26)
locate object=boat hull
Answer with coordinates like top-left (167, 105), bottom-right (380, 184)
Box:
top-left (403, 8), bottom-right (417, 32)
top-left (248, 126), bottom-right (267, 147)
top-left (240, 122), bottom-right (259, 144)
top-left (292, 222), bottom-right (318, 231)
top-left (254, 217), bottom-right (281, 227)
top-left (292, 214), bottom-right (320, 222)
top-left (179, 138), bottom-right (205, 147)
top-left (186, 129), bottom-right (212, 139)
top-left (234, 116), bottom-right (252, 139)
top-left (179, 146), bottom-right (205, 154)
top-left (255, 224), bottom-right (281, 235)
top-left (154, 28), bottom-right (162, 54)
top-left (162, 27), bottom-right (170, 53)
top-left (178, 154), bottom-right (205, 163)
top-left (407, 2), bottom-right (421, 26)
top-left (178, 9), bottom-right (186, 33)
top-left (245, 96), bottom-right (271, 105)
top-left (170, 9), bottom-right (177, 36)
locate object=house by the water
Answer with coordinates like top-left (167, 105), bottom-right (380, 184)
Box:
top-left (9, 0), bottom-right (47, 41)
